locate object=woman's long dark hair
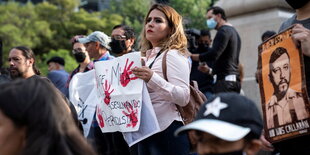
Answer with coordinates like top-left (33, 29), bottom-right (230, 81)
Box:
top-left (0, 78), bottom-right (96, 155)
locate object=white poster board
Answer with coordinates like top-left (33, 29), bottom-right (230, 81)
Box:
top-left (69, 52), bottom-right (160, 146)
top-left (94, 52), bottom-right (143, 133)
top-left (69, 70), bottom-right (98, 137)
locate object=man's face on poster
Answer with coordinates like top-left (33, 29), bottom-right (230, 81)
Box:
top-left (270, 53), bottom-right (291, 95)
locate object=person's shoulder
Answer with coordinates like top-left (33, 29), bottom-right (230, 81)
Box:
top-left (279, 14), bottom-right (296, 32)
top-left (28, 75), bottom-right (52, 83)
top-left (50, 70), bottom-right (68, 76)
top-left (218, 25), bottom-right (237, 35)
top-left (167, 49), bottom-right (188, 58)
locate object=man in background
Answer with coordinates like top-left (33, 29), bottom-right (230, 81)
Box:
top-left (191, 6), bottom-right (241, 94)
top-left (47, 56), bottom-right (69, 97)
top-left (8, 46), bottom-right (41, 80)
top-left (189, 29), bottom-right (214, 99)
top-left (110, 24), bottom-right (136, 56)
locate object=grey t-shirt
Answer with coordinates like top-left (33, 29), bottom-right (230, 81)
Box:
top-left (279, 15), bottom-right (310, 97)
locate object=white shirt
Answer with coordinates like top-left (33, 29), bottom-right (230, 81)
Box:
top-left (146, 47), bottom-right (190, 131)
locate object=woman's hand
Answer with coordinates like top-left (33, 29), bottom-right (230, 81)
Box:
top-left (132, 66), bottom-right (154, 83)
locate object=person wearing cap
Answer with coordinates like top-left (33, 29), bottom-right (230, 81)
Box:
top-left (77, 31), bottom-right (115, 155)
top-left (175, 93), bottom-right (263, 155)
top-left (78, 31), bottom-right (114, 61)
top-left (47, 56), bottom-right (69, 97)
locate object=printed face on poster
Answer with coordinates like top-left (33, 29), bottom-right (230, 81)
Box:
top-left (258, 27), bottom-right (310, 143)
top-left (94, 52), bottom-right (143, 133)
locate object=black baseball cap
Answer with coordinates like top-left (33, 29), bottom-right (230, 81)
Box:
top-left (175, 92), bottom-right (263, 141)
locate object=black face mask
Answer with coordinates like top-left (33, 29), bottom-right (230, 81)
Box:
top-left (73, 52), bottom-right (86, 63)
top-left (204, 150), bottom-right (244, 155)
top-left (285, 0), bottom-right (309, 9)
top-left (197, 43), bottom-right (209, 51)
top-left (109, 38), bottom-right (127, 55)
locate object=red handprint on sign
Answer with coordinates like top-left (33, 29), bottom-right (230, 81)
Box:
top-left (97, 107), bottom-right (105, 128)
top-left (120, 58), bottom-right (138, 87)
top-left (122, 103), bottom-right (138, 128)
top-left (103, 80), bottom-right (114, 105)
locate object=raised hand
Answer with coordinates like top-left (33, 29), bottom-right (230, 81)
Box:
top-left (103, 80), bottom-right (114, 105)
top-left (120, 58), bottom-right (138, 87)
top-left (97, 107), bottom-right (105, 128)
top-left (122, 103), bottom-right (138, 128)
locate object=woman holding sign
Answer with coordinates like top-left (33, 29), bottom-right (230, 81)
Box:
top-left (132, 3), bottom-right (190, 155)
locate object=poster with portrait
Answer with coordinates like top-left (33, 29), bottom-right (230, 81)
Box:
top-left (94, 52), bottom-right (143, 133)
top-left (258, 26), bottom-right (310, 143)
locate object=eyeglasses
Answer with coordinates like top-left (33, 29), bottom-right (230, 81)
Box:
top-left (112, 35), bottom-right (127, 40)
top-left (72, 48), bottom-right (83, 54)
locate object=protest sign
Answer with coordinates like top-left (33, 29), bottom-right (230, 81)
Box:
top-left (94, 52), bottom-right (143, 133)
top-left (69, 70), bottom-right (98, 137)
top-left (123, 83), bottom-right (160, 146)
top-left (258, 26), bottom-right (310, 143)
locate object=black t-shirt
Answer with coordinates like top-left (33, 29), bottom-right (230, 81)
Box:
top-left (190, 46), bottom-right (214, 93)
top-left (199, 25), bottom-right (241, 80)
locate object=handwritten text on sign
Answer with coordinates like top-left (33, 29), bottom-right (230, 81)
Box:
top-left (94, 52), bottom-right (143, 133)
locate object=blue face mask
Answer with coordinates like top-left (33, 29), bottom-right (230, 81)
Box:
top-left (206, 18), bottom-right (217, 29)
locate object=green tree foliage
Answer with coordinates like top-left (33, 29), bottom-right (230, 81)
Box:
top-left (169, 0), bottom-right (214, 29)
top-left (0, 0), bottom-right (214, 74)
top-left (109, 0), bottom-right (152, 36)
top-left (0, 2), bottom-right (52, 60)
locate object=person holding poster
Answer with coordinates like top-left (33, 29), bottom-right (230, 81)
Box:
top-left (77, 31), bottom-right (115, 155)
top-left (266, 47), bottom-right (308, 129)
top-left (260, 0), bottom-right (310, 154)
top-left (131, 3), bottom-right (191, 155)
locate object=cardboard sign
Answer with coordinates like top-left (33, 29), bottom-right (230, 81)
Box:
top-left (258, 26), bottom-right (310, 143)
top-left (94, 52), bottom-right (143, 133)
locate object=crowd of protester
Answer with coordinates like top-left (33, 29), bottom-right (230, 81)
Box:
top-left (0, 0), bottom-right (310, 155)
